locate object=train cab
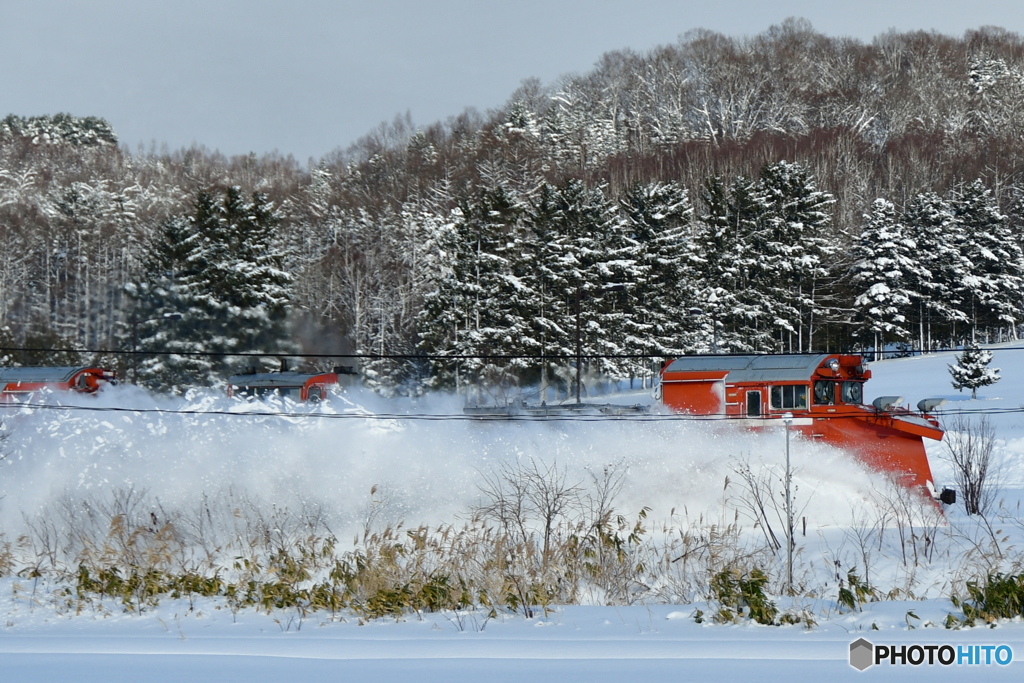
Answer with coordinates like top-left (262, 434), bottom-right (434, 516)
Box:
top-left (659, 354), bottom-right (944, 492)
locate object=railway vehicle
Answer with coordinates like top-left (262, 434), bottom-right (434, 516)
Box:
top-left (659, 353), bottom-right (948, 496)
top-left (227, 370), bottom-right (342, 402)
top-left (0, 366), bottom-right (117, 401)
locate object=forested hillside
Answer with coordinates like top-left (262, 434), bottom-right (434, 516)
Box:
top-left (3, 20), bottom-right (1024, 395)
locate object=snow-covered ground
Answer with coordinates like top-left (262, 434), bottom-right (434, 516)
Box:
top-left (1, 593), bottom-right (1021, 682)
top-left (2, 348), bottom-right (1024, 680)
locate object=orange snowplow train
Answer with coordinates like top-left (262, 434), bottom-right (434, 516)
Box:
top-left (659, 354), bottom-right (943, 492)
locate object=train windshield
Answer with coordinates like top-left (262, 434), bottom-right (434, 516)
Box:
top-left (841, 381), bottom-right (863, 405)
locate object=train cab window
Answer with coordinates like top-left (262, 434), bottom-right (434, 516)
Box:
top-left (841, 381), bottom-right (863, 405)
top-left (770, 384), bottom-right (807, 410)
top-left (813, 380), bottom-right (835, 405)
top-left (307, 386), bottom-right (323, 402)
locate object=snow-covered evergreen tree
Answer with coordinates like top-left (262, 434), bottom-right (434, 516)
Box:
top-left (948, 341), bottom-right (1000, 399)
top-left (128, 188), bottom-right (292, 391)
top-left (0, 113), bottom-right (118, 146)
top-left (952, 179), bottom-right (1024, 339)
top-left (128, 214), bottom-right (215, 391)
top-left (694, 176), bottom-right (752, 352)
top-left (548, 180), bottom-right (629, 384)
top-left (902, 192), bottom-right (969, 348)
top-left (417, 208), bottom-right (466, 389)
top-left (756, 160), bottom-right (835, 352)
top-left (849, 199), bottom-right (914, 358)
top-left (418, 185), bottom-right (527, 395)
top-left (619, 181), bottom-right (697, 360)
top-left (461, 186), bottom-right (532, 392)
top-left (211, 187), bottom-right (292, 362)
top-left (723, 174), bottom-right (782, 352)
top-left (520, 183), bottom-right (571, 395)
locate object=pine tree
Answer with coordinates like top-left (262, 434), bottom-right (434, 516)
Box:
top-left (849, 199), bottom-right (914, 358)
top-left (521, 183), bottom-right (571, 397)
top-left (417, 207), bottom-right (467, 389)
top-left (952, 179), bottom-right (1024, 340)
top-left (948, 341), bottom-right (1000, 399)
top-left (903, 192), bottom-right (969, 348)
top-left (619, 181), bottom-right (696, 360)
top-left (418, 185), bottom-right (526, 394)
top-left (548, 180), bottom-right (627, 385)
top-left (463, 186), bottom-right (532, 392)
top-left (127, 188), bottom-right (292, 392)
top-left (215, 187), bottom-right (292, 362)
top-left (0, 113), bottom-right (118, 146)
top-left (695, 176), bottom-right (745, 352)
top-left (757, 161), bottom-right (835, 352)
top-left (127, 214), bottom-right (215, 391)
top-left (724, 175), bottom-right (778, 352)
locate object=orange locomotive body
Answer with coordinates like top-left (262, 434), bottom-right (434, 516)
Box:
top-left (0, 366), bottom-right (117, 401)
top-left (659, 354), bottom-right (943, 492)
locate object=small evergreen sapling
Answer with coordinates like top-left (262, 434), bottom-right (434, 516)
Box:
top-left (948, 342), bottom-right (1000, 399)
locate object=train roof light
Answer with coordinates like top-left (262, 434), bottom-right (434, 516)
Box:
top-left (917, 398), bottom-right (946, 413)
top-left (872, 396), bottom-right (903, 411)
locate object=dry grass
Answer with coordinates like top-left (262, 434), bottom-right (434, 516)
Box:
top-left (1, 458), bottom-right (1022, 624)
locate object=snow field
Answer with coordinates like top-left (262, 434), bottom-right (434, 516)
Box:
top-left (2, 346), bottom-right (1024, 679)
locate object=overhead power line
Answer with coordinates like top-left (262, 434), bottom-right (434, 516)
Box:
top-left (1, 345), bottom-right (662, 360)
top-left (0, 344), bottom-right (1020, 362)
top-left (1, 401), bottom-right (1021, 422)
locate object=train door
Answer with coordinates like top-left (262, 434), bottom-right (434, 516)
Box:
top-left (746, 390), bottom-right (762, 417)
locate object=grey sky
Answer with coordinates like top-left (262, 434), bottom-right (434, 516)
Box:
top-left (2, 1), bottom-right (1022, 163)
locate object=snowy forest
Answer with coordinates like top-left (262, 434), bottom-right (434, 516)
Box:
top-left (4, 20), bottom-right (1024, 395)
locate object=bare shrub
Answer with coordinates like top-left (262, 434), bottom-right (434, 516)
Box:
top-left (842, 503), bottom-right (883, 589)
top-left (729, 455), bottom-right (814, 593)
top-left (730, 461), bottom-right (783, 553)
top-left (943, 413), bottom-right (1000, 516)
top-left (475, 458), bottom-right (583, 566)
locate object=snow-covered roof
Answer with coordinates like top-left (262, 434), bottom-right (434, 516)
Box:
top-left (663, 354), bottom-right (835, 383)
top-left (227, 372), bottom-right (333, 388)
top-left (0, 366), bottom-right (86, 383)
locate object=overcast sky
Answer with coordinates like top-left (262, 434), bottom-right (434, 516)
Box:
top-left (2, 1), bottom-right (1023, 163)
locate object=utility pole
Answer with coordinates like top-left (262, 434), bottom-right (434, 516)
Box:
top-left (783, 412), bottom-right (794, 594)
top-left (132, 312), bottom-right (139, 385)
top-left (575, 286), bottom-right (582, 404)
